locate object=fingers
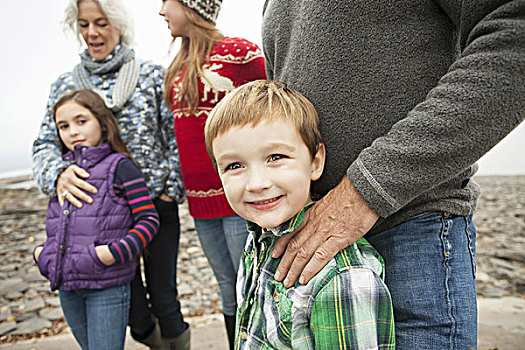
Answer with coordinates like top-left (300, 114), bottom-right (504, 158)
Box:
top-left (70, 166), bottom-right (97, 194)
top-left (299, 236), bottom-right (343, 285)
top-left (56, 165), bottom-right (97, 208)
top-left (280, 226), bottom-right (327, 287)
top-left (273, 178), bottom-right (379, 288)
top-left (272, 233), bottom-right (296, 281)
top-left (159, 193), bottom-right (173, 202)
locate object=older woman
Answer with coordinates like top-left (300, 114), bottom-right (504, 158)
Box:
top-left (32, 0), bottom-right (188, 348)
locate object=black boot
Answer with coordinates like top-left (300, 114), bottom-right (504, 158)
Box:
top-left (160, 326), bottom-right (191, 350)
top-left (131, 321), bottom-right (162, 349)
top-left (223, 314), bottom-right (236, 350)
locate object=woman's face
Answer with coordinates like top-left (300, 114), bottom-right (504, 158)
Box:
top-left (159, 0), bottom-right (191, 38)
top-left (77, 0), bottom-right (121, 60)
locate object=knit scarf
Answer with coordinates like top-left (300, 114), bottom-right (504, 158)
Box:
top-left (72, 45), bottom-right (141, 111)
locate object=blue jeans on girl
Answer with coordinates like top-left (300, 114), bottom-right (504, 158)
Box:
top-left (59, 284), bottom-right (130, 350)
top-left (367, 212), bottom-right (477, 349)
top-left (194, 215), bottom-right (249, 316)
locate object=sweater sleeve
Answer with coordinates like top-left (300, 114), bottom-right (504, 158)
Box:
top-left (32, 75), bottom-right (74, 196)
top-left (347, 0), bottom-right (525, 217)
top-left (109, 158), bottom-right (160, 264)
top-left (154, 66), bottom-right (185, 201)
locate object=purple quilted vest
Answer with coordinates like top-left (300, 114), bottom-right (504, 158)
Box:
top-left (37, 143), bottom-right (135, 291)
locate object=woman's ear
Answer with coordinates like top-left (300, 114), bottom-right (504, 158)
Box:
top-left (310, 143), bottom-right (325, 181)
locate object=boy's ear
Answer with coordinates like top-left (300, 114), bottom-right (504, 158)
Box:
top-left (311, 143), bottom-right (325, 181)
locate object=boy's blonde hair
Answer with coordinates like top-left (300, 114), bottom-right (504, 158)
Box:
top-left (205, 80), bottom-right (322, 168)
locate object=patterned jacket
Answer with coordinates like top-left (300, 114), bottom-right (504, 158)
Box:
top-left (32, 48), bottom-right (185, 202)
top-left (236, 205), bottom-right (395, 349)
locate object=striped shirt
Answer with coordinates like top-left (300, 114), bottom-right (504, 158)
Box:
top-left (108, 158), bottom-right (159, 264)
top-left (236, 205), bottom-right (395, 349)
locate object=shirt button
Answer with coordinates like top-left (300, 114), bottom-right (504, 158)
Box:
top-left (82, 147), bottom-right (87, 152)
top-left (273, 290), bottom-right (280, 302)
top-left (240, 331), bottom-right (248, 341)
top-left (60, 245), bottom-right (65, 251)
top-left (82, 159), bottom-right (87, 164)
top-left (63, 210), bottom-right (69, 215)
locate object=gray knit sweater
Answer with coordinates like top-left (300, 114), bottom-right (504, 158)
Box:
top-left (262, 0), bottom-right (525, 234)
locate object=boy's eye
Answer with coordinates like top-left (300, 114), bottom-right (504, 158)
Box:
top-left (269, 154), bottom-right (287, 162)
top-left (224, 163), bottom-right (243, 172)
top-left (58, 124), bottom-right (68, 130)
top-left (77, 118), bottom-right (87, 125)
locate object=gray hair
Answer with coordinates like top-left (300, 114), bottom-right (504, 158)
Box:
top-left (64, 0), bottom-right (135, 47)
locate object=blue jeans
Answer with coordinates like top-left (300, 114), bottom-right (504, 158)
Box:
top-left (59, 284), bottom-right (130, 350)
top-left (367, 212), bottom-right (477, 349)
top-left (194, 215), bottom-right (249, 316)
top-left (129, 199), bottom-right (188, 339)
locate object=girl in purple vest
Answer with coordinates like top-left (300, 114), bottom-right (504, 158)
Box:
top-left (33, 89), bottom-right (159, 350)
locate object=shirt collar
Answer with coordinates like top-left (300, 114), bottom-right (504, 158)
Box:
top-left (247, 202), bottom-right (315, 243)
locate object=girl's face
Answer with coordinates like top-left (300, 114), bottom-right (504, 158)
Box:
top-left (159, 0), bottom-right (191, 38)
top-left (77, 0), bottom-right (121, 60)
top-left (55, 101), bottom-right (103, 151)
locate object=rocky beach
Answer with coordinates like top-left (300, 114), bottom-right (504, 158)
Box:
top-left (0, 175), bottom-right (523, 348)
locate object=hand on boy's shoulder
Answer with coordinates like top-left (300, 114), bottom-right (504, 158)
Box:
top-left (272, 177), bottom-right (379, 288)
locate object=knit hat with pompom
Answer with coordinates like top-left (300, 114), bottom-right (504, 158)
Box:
top-left (178, 0), bottom-right (222, 23)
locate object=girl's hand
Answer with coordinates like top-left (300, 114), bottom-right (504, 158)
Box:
top-left (34, 246), bottom-right (43, 262)
top-left (57, 165), bottom-right (97, 208)
top-left (95, 245), bottom-right (116, 266)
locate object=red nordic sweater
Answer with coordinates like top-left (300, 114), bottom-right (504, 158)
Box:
top-left (170, 37), bottom-right (266, 219)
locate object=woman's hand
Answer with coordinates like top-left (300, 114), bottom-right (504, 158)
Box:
top-left (159, 193), bottom-right (173, 202)
top-left (95, 245), bottom-right (115, 266)
top-left (34, 246), bottom-right (43, 262)
top-left (57, 165), bottom-right (97, 208)
top-left (272, 176), bottom-right (379, 287)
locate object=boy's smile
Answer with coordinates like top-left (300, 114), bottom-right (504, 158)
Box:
top-left (213, 118), bottom-right (325, 229)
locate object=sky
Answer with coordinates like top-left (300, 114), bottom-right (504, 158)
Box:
top-left (0, 0), bottom-right (523, 175)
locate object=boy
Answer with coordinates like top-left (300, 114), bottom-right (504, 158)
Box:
top-left (205, 80), bottom-right (395, 349)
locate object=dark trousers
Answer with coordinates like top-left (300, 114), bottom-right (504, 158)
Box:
top-left (129, 198), bottom-right (188, 338)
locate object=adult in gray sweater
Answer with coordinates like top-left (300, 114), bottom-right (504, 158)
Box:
top-left (262, 0), bottom-right (525, 348)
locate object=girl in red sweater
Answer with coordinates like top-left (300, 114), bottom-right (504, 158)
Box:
top-left (158, 1), bottom-right (266, 348)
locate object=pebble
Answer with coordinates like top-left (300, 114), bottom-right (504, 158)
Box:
top-left (0, 175), bottom-right (523, 341)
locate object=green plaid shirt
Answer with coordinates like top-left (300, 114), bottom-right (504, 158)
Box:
top-left (236, 205), bottom-right (395, 349)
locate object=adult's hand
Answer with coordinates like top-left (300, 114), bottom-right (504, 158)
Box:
top-left (272, 176), bottom-right (379, 287)
top-left (159, 193), bottom-right (173, 202)
top-left (56, 165), bottom-right (97, 208)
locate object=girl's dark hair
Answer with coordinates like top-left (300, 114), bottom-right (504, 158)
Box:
top-left (52, 89), bottom-right (130, 157)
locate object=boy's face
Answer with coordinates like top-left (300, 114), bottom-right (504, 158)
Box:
top-left (213, 118), bottom-right (325, 229)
